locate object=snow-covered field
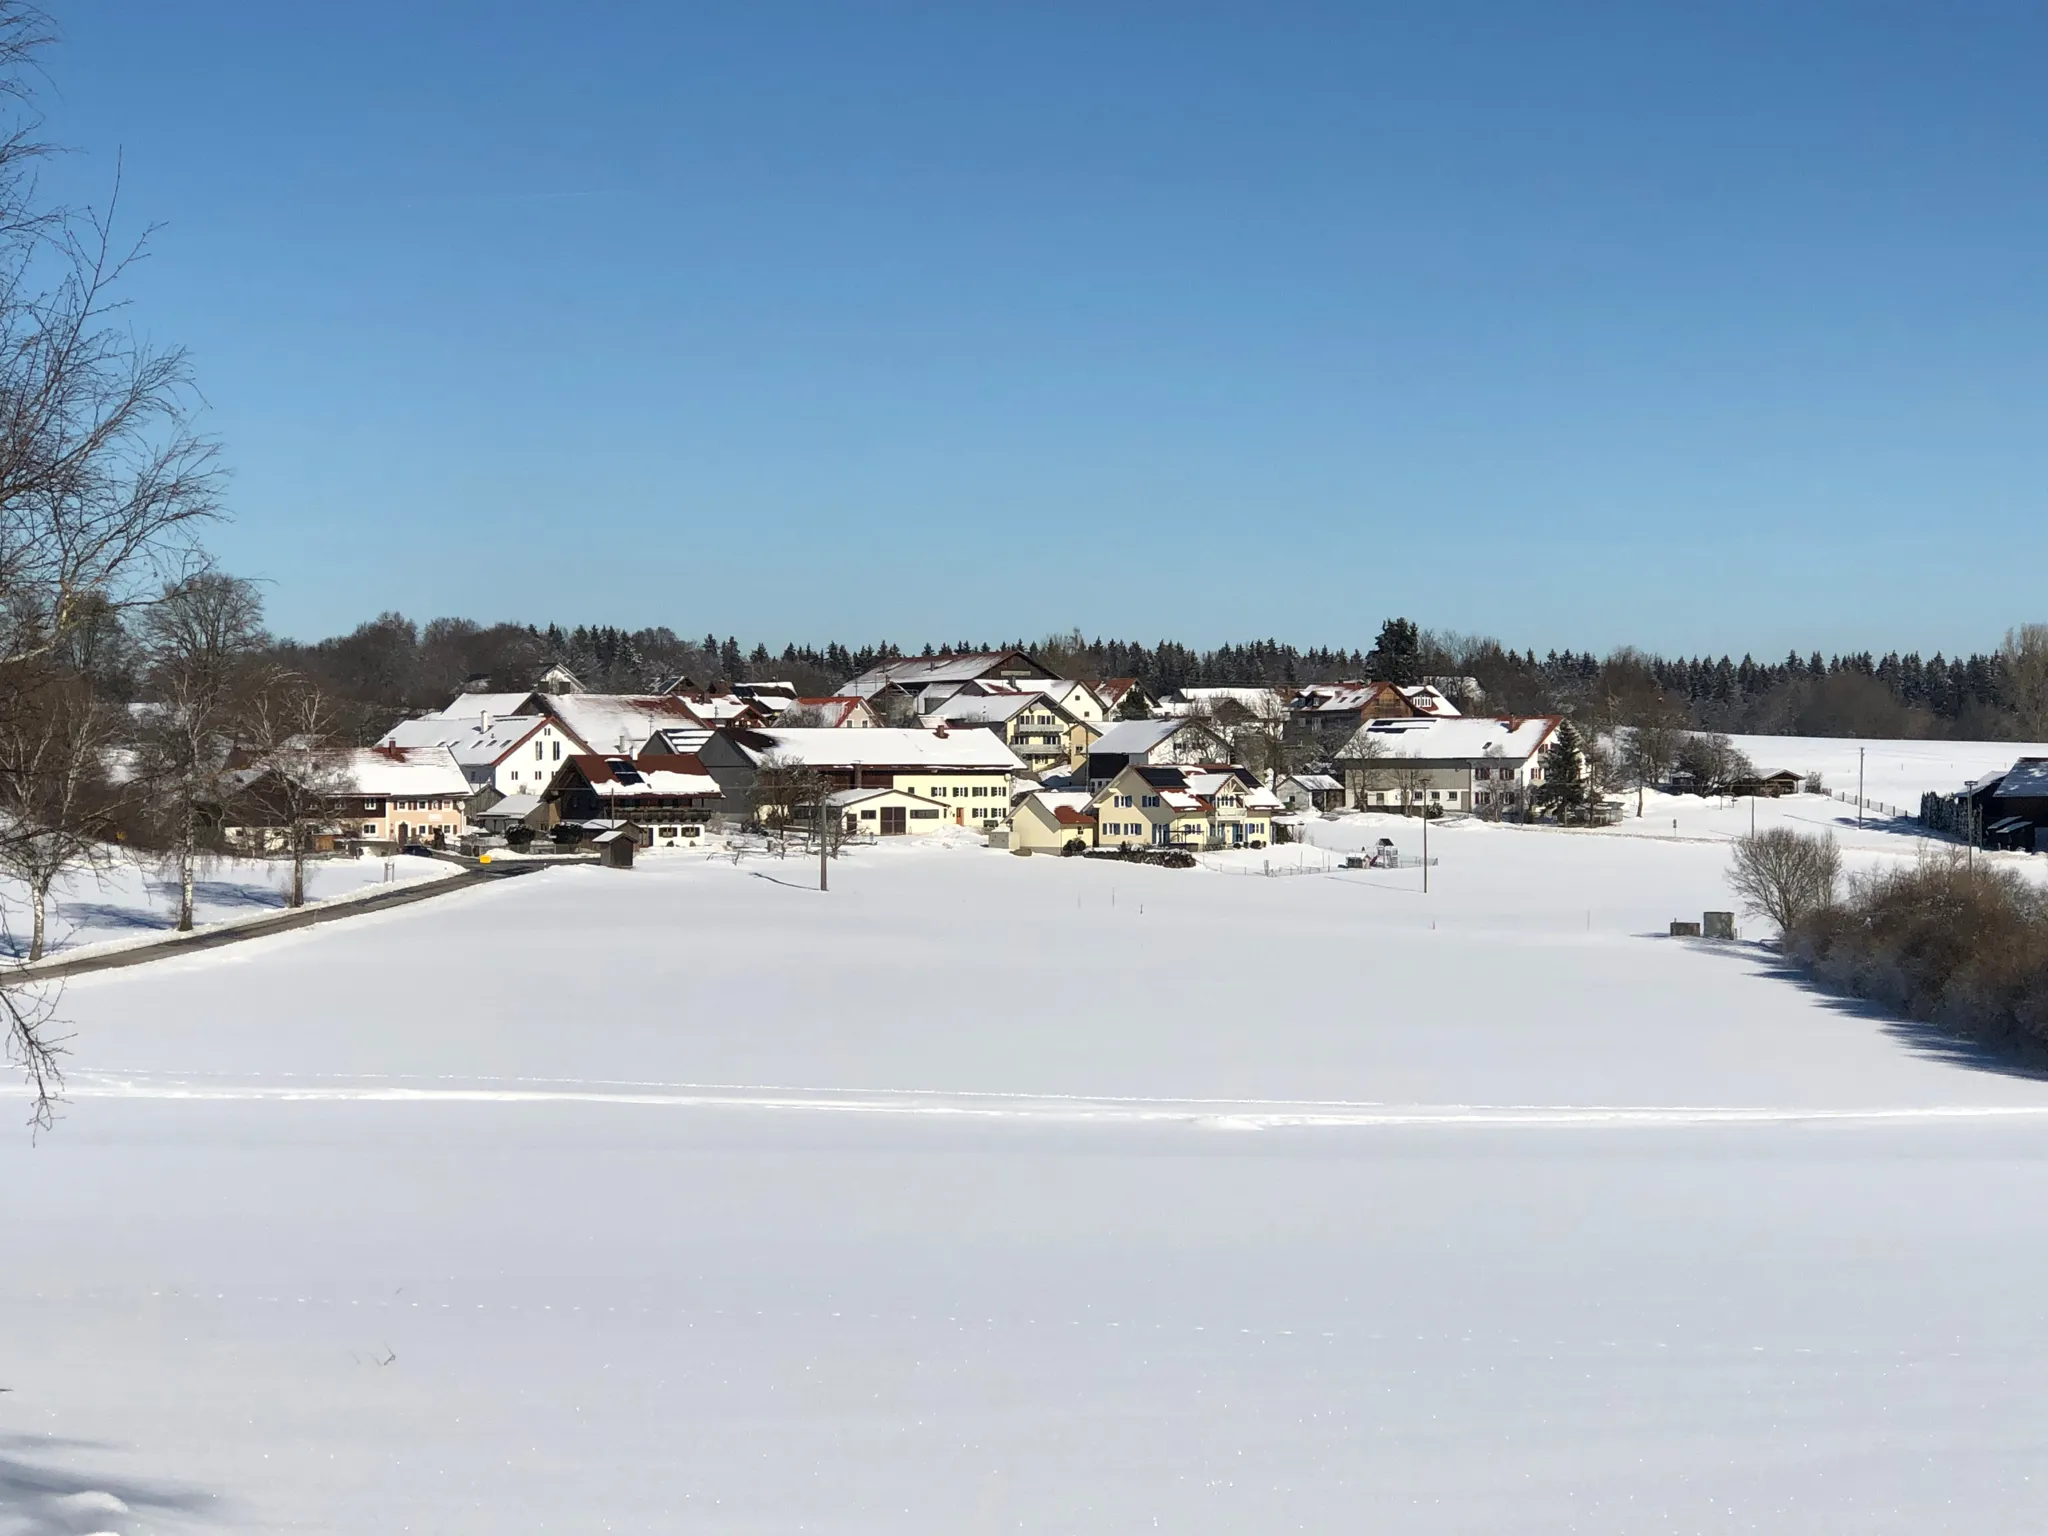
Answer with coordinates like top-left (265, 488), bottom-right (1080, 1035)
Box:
top-left (7, 747), bottom-right (2048, 1531)
top-left (0, 854), bottom-right (455, 963)
top-left (1727, 732), bottom-right (2048, 807)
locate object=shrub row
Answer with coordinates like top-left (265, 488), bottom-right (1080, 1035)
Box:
top-left (1786, 852), bottom-right (2048, 1049)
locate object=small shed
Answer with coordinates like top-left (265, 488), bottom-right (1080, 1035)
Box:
top-left (590, 826), bottom-right (637, 868)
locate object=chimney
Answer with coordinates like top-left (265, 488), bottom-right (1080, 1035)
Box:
top-left (934, 724), bottom-right (949, 738)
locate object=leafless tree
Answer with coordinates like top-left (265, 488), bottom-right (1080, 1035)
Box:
top-left (1616, 719), bottom-right (1685, 817)
top-left (2001, 624), bottom-right (2048, 740)
top-left (1728, 827), bottom-right (1840, 939)
top-left (777, 703), bottom-right (829, 728)
top-left (0, 665), bottom-right (119, 958)
top-left (1675, 730), bottom-right (1754, 795)
top-left (0, 16), bottom-right (220, 671)
top-left (748, 750), bottom-right (827, 840)
top-left (135, 573), bottom-right (265, 929)
top-left (237, 673), bottom-right (351, 907)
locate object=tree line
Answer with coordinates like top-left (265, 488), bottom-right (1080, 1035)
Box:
top-left (230, 613), bottom-right (2048, 748)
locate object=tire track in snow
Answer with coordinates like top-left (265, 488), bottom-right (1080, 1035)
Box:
top-left (59, 1072), bottom-right (2048, 1130)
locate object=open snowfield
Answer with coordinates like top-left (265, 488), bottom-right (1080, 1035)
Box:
top-left (0, 855), bottom-right (455, 964)
top-left (7, 752), bottom-right (2048, 1532)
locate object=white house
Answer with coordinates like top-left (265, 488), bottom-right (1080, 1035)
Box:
top-left (379, 713), bottom-right (586, 799)
top-left (1085, 718), bottom-right (1235, 787)
top-left (1335, 716), bottom-right (1561, 816)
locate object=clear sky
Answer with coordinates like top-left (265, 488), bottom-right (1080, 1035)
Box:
top-left (40, 2), bottom-right (2048, 657)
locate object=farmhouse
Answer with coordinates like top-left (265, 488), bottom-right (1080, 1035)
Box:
top-left (828, 786), bottom-right (954, 837)
top-left (546, 754), bottom-right (722, 846)
top-left (337, 745), bottom-right (473, 849)
top-left (1336, 716), bottom-right (1560, 816)
top-left (1288, 681), bottom-right (1460, 739)
top-left (694, 726), bottom-right (1026, 830)
top-left (378, 712), bottom-right (584, 799)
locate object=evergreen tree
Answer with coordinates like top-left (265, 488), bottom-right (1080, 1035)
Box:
top-left (1368, 617), bottom-right (1423, 685)
top-left (1534, 719), bottom-right (1594, 824)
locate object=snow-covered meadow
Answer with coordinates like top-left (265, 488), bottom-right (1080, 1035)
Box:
top-left (7, 736), bottom-right (2048, 1532)
top-left (0, 854), bottom-right (456, 965)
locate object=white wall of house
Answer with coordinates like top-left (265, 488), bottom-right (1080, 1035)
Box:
top-left (493, 720), bottom-right (581, 796)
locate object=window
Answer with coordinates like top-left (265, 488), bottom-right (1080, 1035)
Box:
top-left (534, 742), bottom-right (544, 760)
top-left (1115, 794), bottom-right (1133, 808)
top-left (1141, 794), bottom-right (1160, 808)
top-left (552, 741), bottom-right (561, 760)
top-left (910, 808), bottom-right (941, 819)
top-left (362, 823), bottom-right (376, 836)
top-left (859, 809), bottom-right (876, 819)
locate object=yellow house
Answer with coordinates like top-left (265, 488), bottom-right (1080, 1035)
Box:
top-left (1089, 764), bottom-right (1278, 850)
top-left (1009, 790), bottom-right (1099, 852)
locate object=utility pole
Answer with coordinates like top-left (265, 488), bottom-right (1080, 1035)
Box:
top-left (1422, 798), bottom-right (1429, 894)
top-left (817, 782), bottom-right (829, 892)
top-left (1858, 746), bottom-right (1865, 829)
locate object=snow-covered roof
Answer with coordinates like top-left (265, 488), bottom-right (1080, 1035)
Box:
top-left (340, 746), bottom-right (473, 797)
top-left (571, 754), bottom-right (721, 799)
top-left (380, 714), bottom-right (546, 767)
top-left (841, 650), bottom-right (1056, 698)
top-left (426, 692), bottom-right (543, 722)
top-left (1090, 718), bottom-right (1220, 756)
top-left (1280, 773), bottom-right (1343, 792)
top-left (1994, 758), bottom-right (2048, 798)
top-left (1337, 715), bottom-right (1560, 762)
top-left (1290, 682), bottom-right (1460, 719)
top-left (920, 693), bottom-right (1044, 726)
top-left (1160, 686), bottom-right (1289, 719)
top-left (543, 694), bottom-right (707, 755)
top-left (725, 727), bottom-right (1026, 772)
top-left (827, 786), bottom-right (943, 807)
top-left (792, 697), bottom-right (874, 727)
top-left (477, 793), bottom-right (542, 820)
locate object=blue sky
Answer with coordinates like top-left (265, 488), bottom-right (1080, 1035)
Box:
top-left (41, 2), bottom-right (2048, 656)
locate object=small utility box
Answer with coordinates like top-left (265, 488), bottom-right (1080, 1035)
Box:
top-left (1669, 920), bottom-right (1702, 937)
top-left (1702, 911), bottom-right (1736, 940)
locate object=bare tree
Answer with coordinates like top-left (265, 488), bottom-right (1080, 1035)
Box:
top-left (0, 665), bottom-right (118, 958)
top-left (135, 573), bottom-right (264, 929)
top-left (0, 24), bottom-right (220, 670)
top-left (237, 674), bottom-right (351, 907)
top-left (1617, 719), bottom-right (1684, 817)
top-left (1728, 827), bottom-right (1841, 939)
top-left (2001, 624), bottom-right (2048, 740)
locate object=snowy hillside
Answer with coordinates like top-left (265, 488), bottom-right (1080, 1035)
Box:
top-left (5, 785), bottom-right (2048, 1531)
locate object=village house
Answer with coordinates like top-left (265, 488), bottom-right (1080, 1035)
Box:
top-left (1085, 718), bottom-right (1235, 787)
top-left (694, 726), bottom-right (1027, 831)
top-left (1335, 716), bottom-right (1560, 816)
top-left (1287, 681), bottom-right (1461, 740)
top-left (378, 712), bottom-right (585, 800)
top-left (545, 754), bottom-right (723, 847)
top-left (786, 696), bottom-right (880, 728)
top-left (1092, 678), bottom-right (1156, 719)
top-left (840, 649), bottom-right (1062, 722)
top-left (1009, 789), bottom-right (1099, 852)
top-left (1273, 772), bottom-right (1346, 812)
top-left (324, 745), bottom-right (474, 850)
top-left (1090, 764), bottom-right (1278, 850)
top-left (917, 690), bottom-right (1099, 775)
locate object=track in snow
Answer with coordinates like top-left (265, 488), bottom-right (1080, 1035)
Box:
top-left (62, 1070), bottom-right (2048, 1131)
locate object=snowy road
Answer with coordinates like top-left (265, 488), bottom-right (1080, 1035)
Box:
top-left (7, 821), bottom-right (2048, 1532)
